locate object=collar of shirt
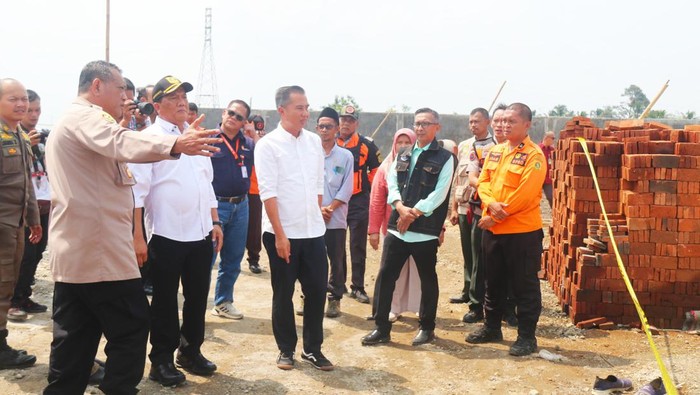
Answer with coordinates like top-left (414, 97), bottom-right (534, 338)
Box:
top-left (155, 116), bottom-right (188, 135)
top-left (275, 122), bottom-right (310, 141)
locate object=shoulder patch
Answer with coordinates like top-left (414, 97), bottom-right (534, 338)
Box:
top-left (102, 112), bottom-right (116, 124)
top-left (488, 151), bottom-right (502, 162)
top-left (534, 161), bottom-right (542, 170)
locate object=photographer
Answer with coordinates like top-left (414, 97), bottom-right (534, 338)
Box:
top-left (120, 78), bottom-right (153, 132)
top-left (8, 89), bottom-right (50, 322)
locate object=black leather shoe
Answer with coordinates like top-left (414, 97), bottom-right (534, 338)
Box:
top-left (249, 263), bottom-right (262, 274)
top-left (465, 325), bottom-right (503, 344)
top-left (449, 295), bottom-right (469, 304)
top-left (176, 351), bottom-right (217, 376)
top-left (462, 310), bottom-right (484, 324)
top-left (509, 336), bottom-right (538, 356)
top-left (148, 362), bottom-right (186, 387)
top-left (411, 329), bottom-right (435, 346)
top-left (361, 329), bottom-right (390, 346)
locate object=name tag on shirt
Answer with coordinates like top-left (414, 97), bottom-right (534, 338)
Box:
top-left (241, 166), bottom-right (248, 178)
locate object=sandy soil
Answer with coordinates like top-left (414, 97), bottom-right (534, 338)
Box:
top-left (2, 199), bottom-right (699, 395)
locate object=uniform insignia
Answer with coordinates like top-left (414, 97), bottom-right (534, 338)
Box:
top-left (344, 105), bottom-right (355, 114)
top-left (488, 152), bottom-right (502, 162)
top-left (469, 151), bottom-right (477, 161)
top-left (518, 142), bottom-right (525, 149)
top-left (511, 152), bottom-right (528, 166)
top-left (534, 161), bottom-right (542, 170)
top-left (101, 112), bottom-right (116, 124)
top-left (8, 147), bottom-right (17, 154)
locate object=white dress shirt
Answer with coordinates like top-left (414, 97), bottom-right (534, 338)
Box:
top-left (130, 117), bottom-right (217, 242)
top-left (255, 124), bottom-right (325, 239)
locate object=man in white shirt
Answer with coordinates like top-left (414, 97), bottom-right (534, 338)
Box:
top-left (255, 86), bottom-right (334, 371)
top-left (131, 76), bottom-right (223, 387)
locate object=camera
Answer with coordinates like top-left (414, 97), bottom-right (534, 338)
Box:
top-left (131, 100), bottom-right (154, 116)
top-left (249, 115), bottom-right (265, 133)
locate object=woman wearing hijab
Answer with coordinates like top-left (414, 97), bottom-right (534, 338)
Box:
top-left (368, 128), bottom-right (421, 321)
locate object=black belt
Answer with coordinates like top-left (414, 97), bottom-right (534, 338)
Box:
top-left (216, 195), bottom-right (247, 204)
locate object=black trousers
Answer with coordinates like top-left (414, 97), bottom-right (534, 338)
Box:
top-left (457, 213), bottom-right (473, 299)
top-left (12, 211), bottom-right (49, 304)
top-left (345, 193), bottom-right (369, 290)
top-left (246, 193), bottom-right (262, 265)
top-left (148, 234), bottom-right (212, 365)
top-left (263, 232), bottom-right (327, 354)
top-left (468, 213), bottom-right (485, 311)
top-left (483, 229), bottom-right (543, 338)
top-left (45, 279), bottom-right (149, 395)
top-left (375, 233), bottom-right (439, 333)
top-left (325, 228), bottom-right (347, 300)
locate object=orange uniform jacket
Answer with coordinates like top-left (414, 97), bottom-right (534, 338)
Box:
top-left (336, 133), bottom-right (380, 195)
top-left (477, 136), bottom-right (546, 234)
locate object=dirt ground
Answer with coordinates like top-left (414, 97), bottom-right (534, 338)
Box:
top-left (2, 199), bottom-right (699, 395)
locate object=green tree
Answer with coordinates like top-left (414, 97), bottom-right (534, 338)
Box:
top-left (548, 104), bottom-right (574, 117)
top-left (681, 110), bottom-right (696, 119)
top-left (327, 95), bottom-right (362, 113)
top-left (592, 106), bottom-right (618, 118)
top-left (647, 109), bottom-right (667, 119)
top-left (620, 85), bottom-right (650, 118)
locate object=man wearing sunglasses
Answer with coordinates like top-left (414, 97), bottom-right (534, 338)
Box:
top-left (209, 100), bottom-right (256, 321)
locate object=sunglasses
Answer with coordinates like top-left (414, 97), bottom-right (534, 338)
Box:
top-left (227, 110), bottom-right (245, 122)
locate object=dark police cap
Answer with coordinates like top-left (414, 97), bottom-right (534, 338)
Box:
top-left (152, 76), bottom-right (193, 103)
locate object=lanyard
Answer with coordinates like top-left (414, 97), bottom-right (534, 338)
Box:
top-left (221, 134), bottom-right (244, 166)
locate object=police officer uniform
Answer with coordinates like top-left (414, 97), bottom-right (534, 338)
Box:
top-left (0, 119), bottom-right (39, 368)
top-left (44, 97), bottom-right (179, 394)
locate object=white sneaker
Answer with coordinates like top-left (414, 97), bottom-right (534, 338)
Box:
top-left (389, 312), bottom-right (400, 322)
top-left (7, 307), bottom-right (28, 321)
top-left (212, 302), bottom-right (244, 320)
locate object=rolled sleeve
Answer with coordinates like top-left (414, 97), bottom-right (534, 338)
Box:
top-left (386, 159), bottom-right (402, 207)
top-left (254, 140), bottom-right (277, 201)
top-left (129, 163), bottom-right (152, 208)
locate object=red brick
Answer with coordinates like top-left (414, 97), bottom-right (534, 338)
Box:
top-left (576, 316), bottom-right (608, 329)
top-left (627, 217), bottom-right (654, 230)
top-left (678, 244), bottom-right (700, 257)
top-left (650, 256), bottom-right (678, 269)
top-left (649, 230), bottom-right (679, 244)
top-left (652, 155), bottom-right (680, 168)
top-left (677, 168), bottom-right (700, 181)
top-left (678, 219), bottom-right (700, 232)
top-left (675, 270), bottom-right (700, 282)
top-left (649, 180), bottom-right (677, 193)
top-left (678, 194), bottom-right (700, 207)
top-left (675, 142), bottom-right (700, 156)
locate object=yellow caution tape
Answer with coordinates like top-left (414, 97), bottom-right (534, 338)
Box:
top-left (577, 137), bottom-right (677, 395)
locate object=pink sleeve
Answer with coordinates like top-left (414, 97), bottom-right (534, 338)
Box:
top-left (368, 166), bottom-right (389, 234)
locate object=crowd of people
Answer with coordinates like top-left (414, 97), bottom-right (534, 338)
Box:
top-left (0, 59), bottom-right (553, 394)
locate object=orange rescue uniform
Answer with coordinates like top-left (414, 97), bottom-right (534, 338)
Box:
top-left (477, 136), bottom-right (546, 234)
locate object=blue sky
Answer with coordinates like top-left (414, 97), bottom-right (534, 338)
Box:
top-left (2, 0), bottom-right (698, 127)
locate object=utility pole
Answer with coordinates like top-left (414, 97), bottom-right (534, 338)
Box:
top-left (105, 0), bottom-right (110, 62)
top-left (196, 8), bottom-right (219, 109)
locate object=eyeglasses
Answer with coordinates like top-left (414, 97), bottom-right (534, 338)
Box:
top-left (227, 110), bottom-right (245, 122)
top-left (413, 121), bottom-right (438, 129)
top-left (317, 124), bottom-right (336, 131)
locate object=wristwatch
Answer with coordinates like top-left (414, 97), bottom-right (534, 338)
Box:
top-left (213, 221), bottom-right (223, 227)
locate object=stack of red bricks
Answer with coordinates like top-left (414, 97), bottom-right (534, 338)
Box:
top-left (544, 117), bottom-right (700, 328)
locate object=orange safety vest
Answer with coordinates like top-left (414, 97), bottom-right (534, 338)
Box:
top-left (336, 133), bottom-right (378, 195)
